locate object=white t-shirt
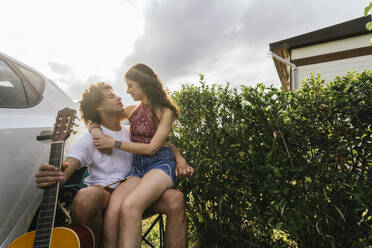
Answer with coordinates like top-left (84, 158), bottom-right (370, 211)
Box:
top-left (68, 125), bottom-right (133, 188)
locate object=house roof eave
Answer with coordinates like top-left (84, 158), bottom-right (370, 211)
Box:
top-left (269, 16), bottom-right (371, 51)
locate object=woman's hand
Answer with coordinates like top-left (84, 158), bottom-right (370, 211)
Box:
top-left (93, 135), bottom-right (116, 149)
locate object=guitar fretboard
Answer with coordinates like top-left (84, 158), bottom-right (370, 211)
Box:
top-left (33, 141), bottom-right (64, 248)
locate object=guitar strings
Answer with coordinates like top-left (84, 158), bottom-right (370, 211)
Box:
top-left (33, 141), bottom-right (64, 248)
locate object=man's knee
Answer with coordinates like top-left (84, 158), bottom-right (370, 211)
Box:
top-left (162, 190), bottom-right (185, 214)
top-left (72, 187), bottom-right (107, 219)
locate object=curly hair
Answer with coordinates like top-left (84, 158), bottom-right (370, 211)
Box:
top-left (125, 63), bottom-right (179, 126)
top-left (78, 82), bottom-right (112, 126)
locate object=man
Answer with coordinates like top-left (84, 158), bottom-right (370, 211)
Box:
top-left (35, 82), bottom-right (193, 248)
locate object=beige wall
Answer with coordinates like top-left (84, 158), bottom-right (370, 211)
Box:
top-left (292, 34), bottom-right (371, 59)
top-left (292, 55), bottom-right (372, 88)
top-left (291, 34), bottom-right (372, 89)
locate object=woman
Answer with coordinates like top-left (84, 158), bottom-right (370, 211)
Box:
top-left (90, 63), bottom-right (188, 248)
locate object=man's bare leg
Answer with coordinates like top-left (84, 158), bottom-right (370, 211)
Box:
top-left (71, 186), bottom-right (110, 248)
top-left (148, 189), bottom-right (187, 248)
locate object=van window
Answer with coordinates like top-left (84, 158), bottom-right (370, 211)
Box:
top-left (0, 59), bottom-right (28, 107)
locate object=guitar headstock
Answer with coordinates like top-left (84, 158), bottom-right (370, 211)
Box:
top-left (52, 107), bottom-right (78, 142)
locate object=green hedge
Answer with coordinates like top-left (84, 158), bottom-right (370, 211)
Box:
top-left (170, 71), bottom-right (372, 248)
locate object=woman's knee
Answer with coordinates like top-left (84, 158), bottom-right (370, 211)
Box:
top-left (119, 196), bottom-right (141, 220)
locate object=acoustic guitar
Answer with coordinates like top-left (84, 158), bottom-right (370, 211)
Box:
top-left (9, 107), bottom-right (95, 248)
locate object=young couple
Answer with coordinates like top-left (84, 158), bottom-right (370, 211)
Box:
top-left (35, 64), bottom-right (194, 248)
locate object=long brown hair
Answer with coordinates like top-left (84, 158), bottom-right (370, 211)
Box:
top-left (125, 63), bottom-right (179, 126)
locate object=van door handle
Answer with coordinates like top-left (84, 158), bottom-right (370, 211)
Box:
top-left (36, 130), bottom-right (53, 141)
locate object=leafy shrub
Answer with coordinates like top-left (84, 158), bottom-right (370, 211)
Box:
top-left (170, 71), bottom-right (372, 247)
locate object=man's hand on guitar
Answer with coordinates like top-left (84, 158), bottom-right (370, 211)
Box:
top-left (35, 162), bottom-right (69, 188)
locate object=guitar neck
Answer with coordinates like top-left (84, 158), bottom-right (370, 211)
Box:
top-left (33, 141), bottom-right (64, 248)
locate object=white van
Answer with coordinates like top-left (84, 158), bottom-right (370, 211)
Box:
top-left (0, 52), bottom-right (85, 248)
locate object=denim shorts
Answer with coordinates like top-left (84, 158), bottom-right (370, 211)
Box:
top-left (130, 146), bottom-right (177, 187)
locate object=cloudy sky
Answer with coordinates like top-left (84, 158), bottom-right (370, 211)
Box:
top-left (1, 0), bottom-right (370, 104)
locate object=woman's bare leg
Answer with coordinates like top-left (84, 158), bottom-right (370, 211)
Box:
top-left (103, 177), bottom-right (140, 248)
top-left (118, 169), bottom-right (173, 248)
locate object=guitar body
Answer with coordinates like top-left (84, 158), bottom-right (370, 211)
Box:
top-left (8, 225), bottom-right (95, 248)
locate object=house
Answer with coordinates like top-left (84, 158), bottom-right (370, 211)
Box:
top-left (269, 16), bottom-right (372, 91)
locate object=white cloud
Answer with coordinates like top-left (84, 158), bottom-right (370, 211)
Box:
top-left (0, 0), bottom-right (146, 100)
top-left (122, 0), bottom-right (370, 91)
top-left (1, 0), bottom-right (370, 101)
